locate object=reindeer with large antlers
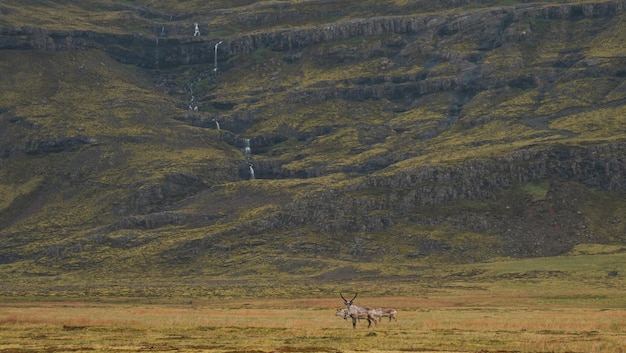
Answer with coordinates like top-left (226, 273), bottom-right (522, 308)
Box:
top-left (340, 293), bottom-right (377, 329)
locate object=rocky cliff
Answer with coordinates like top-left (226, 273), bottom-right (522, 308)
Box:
top-left (1, 0), bottom-right (625, 279)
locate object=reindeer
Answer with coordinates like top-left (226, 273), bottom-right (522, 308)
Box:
top-left (335, 308), bottom-right (349, 319)
top-left (335, 308), bottom-right (369, 322)
top-left (370, 308), bottom-right (383, 321)
top-left (340, 293), bottom-right (377, 329)
top-left (374, 307), bottom-right (398, 322)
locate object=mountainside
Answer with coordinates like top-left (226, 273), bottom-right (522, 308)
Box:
top-left (1, 0), bottom-right (626, 287)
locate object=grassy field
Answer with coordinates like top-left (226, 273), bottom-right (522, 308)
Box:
top-left (1, 246), bottom-right (625, 352)
top-left (1, 273), bottom-right (625, 353)
top-left (0, 294), bottom-right (624, 352)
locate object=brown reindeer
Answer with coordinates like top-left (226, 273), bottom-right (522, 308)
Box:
top-left (373, 307), bottom-right (398, 322)
top-left (335, 308), bottom-right (349, 319)
top-left (336, 308), bottom-right (372, 322)
top-left (340, 293), bottom-right (377, 329)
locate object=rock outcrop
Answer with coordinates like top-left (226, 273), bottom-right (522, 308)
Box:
top-left (2, 1), bottom-right (625, 68)
top-left (1, 0), bottom-right (626, 272)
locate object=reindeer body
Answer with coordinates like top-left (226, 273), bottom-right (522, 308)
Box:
top-left (340, 293), bottom-right (377, 329)
top-left (335, 308), bottom-right (349, 319)
top-left (336, 308), bottom-right (371, 322)
top-left (375, 307), bottom-right (398, 322)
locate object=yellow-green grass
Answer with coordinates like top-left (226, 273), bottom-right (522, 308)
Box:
top-left (0, 176), bottom-right (44, 214)
top-left (550, 105), bottom-right (626, 140)
top-left (0, 286), bottom-right (624, 353)
top-left (1, 245), bottom-right (625, 352)
top-left (0, 50), bottom-right (180, 136)
top-left (585, 13), bottom-right (626, 58)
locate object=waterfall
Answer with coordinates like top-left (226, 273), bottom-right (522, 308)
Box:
top-left (155, 37), bottom-right (159, 68)
top-left (243, 138), bottom-right (251, 157)
top-left (212, 118), bottom-right (220, 130)
top-left (243, 138), bottom-right (255, 180)
top-left (188, 93), bottom-right (197, 111)
top-left (248, 162), bottom-right (255, 180)
top-left (214, 41), bottom-right (223, 73)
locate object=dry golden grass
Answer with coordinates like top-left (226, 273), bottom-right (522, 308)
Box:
top-left (1, 291), bottom-right (624, 353)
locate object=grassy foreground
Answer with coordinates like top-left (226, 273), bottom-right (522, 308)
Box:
top-left (1, 277), bottom-right (625, 353)
top-left (1, 246), bottom-right (625, 352)
top-left (0, 293), bottom-right (624, 353)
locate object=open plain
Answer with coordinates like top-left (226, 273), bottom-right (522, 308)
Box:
top-left (2, 248), bottom-right (625, 353)
top-left (1, 291), bottom-right (624, 353)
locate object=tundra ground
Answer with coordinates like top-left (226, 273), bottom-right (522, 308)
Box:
top-left (1, 284), bottom-right (624, 353)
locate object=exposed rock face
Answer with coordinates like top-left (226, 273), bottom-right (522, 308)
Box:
top-left (1, 0), bottom-right (626, 269)
top-left (3, 1), bottom-right (625, 67)
top-left (234, 142), bottom-right (626, 257)
top-left (23, 136), bottom-right (94, 155)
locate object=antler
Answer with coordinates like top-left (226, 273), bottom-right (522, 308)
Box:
top-left (340, 292), bottom-right (358, 302)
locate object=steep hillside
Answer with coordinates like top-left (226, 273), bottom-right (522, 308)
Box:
top-left (1, 0), bottom-right (625, 289)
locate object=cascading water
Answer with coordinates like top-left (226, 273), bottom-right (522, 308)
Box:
top-left (248, 162), bottom-right (255, 180)
top-left (243, 138), bottom-right (255, 180)
top-left (186, 83), bottom-right (197, 111)
top-left (243, 138), bottom-right (251, 157)
top-left (155, 26), bottom-right (166, 69)
top-left (155, 37), bottom-right (159, 68)
top-left (214, 41), bottom-right (223, 73)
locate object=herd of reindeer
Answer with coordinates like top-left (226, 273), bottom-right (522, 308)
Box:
top-left (336, 293), bottom-right (398, 329)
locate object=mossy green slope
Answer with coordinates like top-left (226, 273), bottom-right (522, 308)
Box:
top-left (0, 0), bottom-right (625, 290)
top-left (0, 49), bottom-right (241, 270)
